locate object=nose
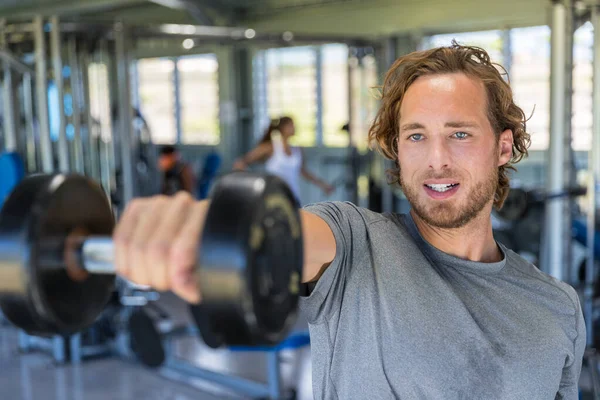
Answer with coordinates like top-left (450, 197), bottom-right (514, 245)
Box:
top-left (427, 137), bottom-right (451, 171)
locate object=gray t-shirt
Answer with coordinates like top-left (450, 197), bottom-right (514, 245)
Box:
top-left (300, 202), bottom-right (585, 400)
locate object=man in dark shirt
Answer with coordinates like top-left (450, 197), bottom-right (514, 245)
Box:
top-left (158, 145), bottom-right (195, 196)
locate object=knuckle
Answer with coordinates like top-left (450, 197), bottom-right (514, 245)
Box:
top-left (150, 195), bottom-right (171, 212)
top-left (155, 194), bottom-right (169, 204)
top-left (126, 198), bottom-right (145, 214)
top-left (113, 230), bottom-right (131, 247)
top-left (170, 241), bottom-right (197, 266)
top-left (175, 191), bottom-right (193, 204)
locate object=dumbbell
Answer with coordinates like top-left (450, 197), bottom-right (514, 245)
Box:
top-left (0, 172), bottom-right (303, 348)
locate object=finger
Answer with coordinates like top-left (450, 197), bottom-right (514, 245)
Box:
top-left (146, 192), bottom-right (194, 291)
top-left (113, 199), bottom-right (149, 280)
top-left (169, 201), bottom-right (210, 304)
top-left (127, 196), bottom-right (169, 287)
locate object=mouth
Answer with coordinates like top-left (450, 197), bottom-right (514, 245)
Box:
top-left (424, 183), bottom-right (459, 192)
top-left (423, 182), bottom-right (460, 199)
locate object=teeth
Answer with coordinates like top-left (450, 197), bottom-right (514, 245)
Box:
top-left (426, 184), bottom-right (457, 192)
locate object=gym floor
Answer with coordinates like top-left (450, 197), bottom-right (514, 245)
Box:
top-left (0, 293), bottom-right (314, 400)
top-left (2, 292), bottom-right (597, 399)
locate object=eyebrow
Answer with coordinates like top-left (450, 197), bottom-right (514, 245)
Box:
top-left (400, 122), bottom-right (425, 131)
top-left (400, 121), bottom-right (480, 131)
top-left (445, 121), bottom-right (480, 129)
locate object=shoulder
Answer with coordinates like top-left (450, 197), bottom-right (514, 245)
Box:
top-left (503, 247), bottom-right (580, 314)
top-left (255, 142), bottom-right (275, 158)
top-left (303, 201), bottom-right (398, 229)
top-left (259, 141), bottom-right (274, 151)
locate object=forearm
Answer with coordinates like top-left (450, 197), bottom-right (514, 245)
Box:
top-left (302, 169), bottom-right (327, 187)
top-left (234, 143), bottom-right (272, 170)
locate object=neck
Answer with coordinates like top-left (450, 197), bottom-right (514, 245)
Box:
top-left (410, 206), bottom-right (502, 263)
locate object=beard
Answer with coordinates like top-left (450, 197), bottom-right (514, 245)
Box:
top-left (400, 166), bottom-right (498, 229)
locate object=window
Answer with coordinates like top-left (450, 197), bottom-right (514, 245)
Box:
top-left (572, 22), bottom-right (593, 151)
top-left (137, 55), bottom-right (220, 145)
top-left (254, 44), bottom-right (374, 148)
top-left (510, 23), bottom-right (592, 152)
top-left (422, 25), bottom-right (594, 152)
top-left (423, 30), bottom-right (504, 64)
top-left (356, 53), bottom-right (378, 150)
top-left (178, 54), bottom-right (220, 145)
top-left (253, 51), bottom-right (270, 143)
top-left (510, 26), bottom-right (551, 150)
top-left (88, 63), bottom-right (111, 141)
top-left (137, 58), bottom-right (176, 144)
top-left (266, 46), bottom-right (317, 147)
top-left (322, 44), bottom-right (350, 147)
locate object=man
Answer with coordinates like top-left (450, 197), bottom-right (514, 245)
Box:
top-left (114, 43), bottom-right (585, 399)
top-left (158, 145), bottom-right (196, 195)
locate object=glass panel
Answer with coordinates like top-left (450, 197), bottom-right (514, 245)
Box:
top-left (322, 44), bottom-right (350, 147)
top-left (179, 54), bottom-right (220, 145)
top-left (510, 25), bottom-right (551, 151)
top-left (137, 58), bottom-right (176, 144)
top-left (266, 46), bottom-right (317, 147)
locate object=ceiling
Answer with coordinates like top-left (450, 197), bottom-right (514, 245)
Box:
top-left (0, 0), bottom-right (565, 38)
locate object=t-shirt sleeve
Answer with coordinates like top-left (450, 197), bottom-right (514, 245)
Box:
top-left (299, 201), bottom-right (370, 323)
top-left (556, 290), bottom-right (586, 400)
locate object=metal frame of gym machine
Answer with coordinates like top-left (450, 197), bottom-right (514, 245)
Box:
top-left (0, 27), bottom-right (38, 174)
top-left (10, 16), bottom-right (130, 364)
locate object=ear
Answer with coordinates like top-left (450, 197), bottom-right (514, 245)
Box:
top-left (497, 129), bottom-right (513, 167)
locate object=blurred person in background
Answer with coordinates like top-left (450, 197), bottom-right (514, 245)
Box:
top-left (159, 145), bottom-right (195, 195)
top-left (233, 116), bottom-right (334, 203)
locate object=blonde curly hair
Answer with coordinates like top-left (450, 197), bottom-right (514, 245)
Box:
top-left (368, 42), bottom-right (531, 209)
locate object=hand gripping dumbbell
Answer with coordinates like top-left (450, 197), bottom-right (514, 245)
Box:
top-left (0, 172), bottom-right (303, 348)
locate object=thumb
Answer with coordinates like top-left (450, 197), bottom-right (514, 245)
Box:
top-left (172, 269), bottom-right (201, 304)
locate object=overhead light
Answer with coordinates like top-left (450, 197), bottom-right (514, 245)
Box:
top-left (183, 25), bottom-right (197, 35)
top-left (182, 39), bottom-right (194, 49)
top-left (244, 29), bottom-right (256, 39)
top-left (363, 56), bottom-right (376, 67)
top-left (282, 31), bottom-right (294, 42)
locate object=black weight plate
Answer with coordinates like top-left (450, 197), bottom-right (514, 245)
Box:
top-left (495, 188), bottom-right (529, 222)
top-left (511, 202), bottom-right (544, 260)
top-left (192, 172), bottom-right (303, 348)
top-left (128, 308), bottom-right (166, 368)
top-left (0, 174), bottom-right (115, 335)
top-left (190, 304), bottom-right (224, 348)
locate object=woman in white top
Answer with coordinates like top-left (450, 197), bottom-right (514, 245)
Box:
top-left (233, 116), bottom-right (334, 203)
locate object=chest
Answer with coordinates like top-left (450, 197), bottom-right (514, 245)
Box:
top-left (267, 146), bottom-right (301, 168)
top-left (329, 254), bottom-right (573, 398)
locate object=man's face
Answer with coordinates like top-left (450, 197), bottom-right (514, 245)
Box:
top-left (397, 73), bottom-right (512, 229)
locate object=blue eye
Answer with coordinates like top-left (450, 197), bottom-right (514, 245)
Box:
top-left (454, 131), bottom-right (469, 139)
top-left (409, 134), bottom-right (424, 141)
